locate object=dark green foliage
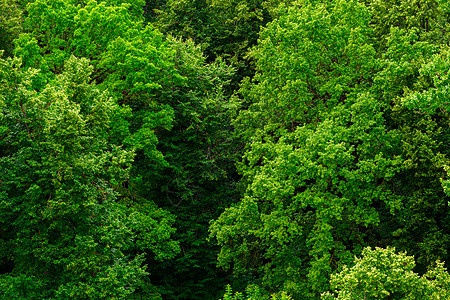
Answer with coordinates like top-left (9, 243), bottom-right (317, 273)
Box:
top-left (137, 37), bottom-right (240, 300)
top-left (154, 0), bottom-right (266, 61)
top-left (368, 1), bottom-right (450, 272)
top-left (153, 0), bottom-right (292, 90)
top-left (0, 0), bottom-right (23, 57)
top-left (368, 0), bottom-right (448, 51)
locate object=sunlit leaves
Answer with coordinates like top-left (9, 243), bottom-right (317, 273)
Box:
top-left (210, 0), bottom-right (405, 297)
top-left (323, 247), bottom-right (450, 299)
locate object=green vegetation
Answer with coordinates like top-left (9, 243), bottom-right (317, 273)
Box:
top-left (1, 0), bottom-right (449, 299)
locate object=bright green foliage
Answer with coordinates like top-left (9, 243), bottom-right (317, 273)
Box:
top-left (220, 284), bottom-right (292, 300)
top-left (208, 0), bottom-right (450, 297)
top-left (15, 0), bottom-right (77, 72)
top-left (15, 0), bottom-right (156, 76)
top-left (12, 0), bottom-right (183, 185)
top-left (0, 55), bottom-right (178, 298)
top-left (402, 48), bottom-right (450, 114)
top-left (210, 0), bottom-right (405, 297)
top-left (211, 95), bottom-right (403, 297)
top-left (373, 26), bottom-right (437, 102)
top-left (101, 0), bottom-right (146, 19)
top-left (322, 247), bottom-right (450, 299)
top-left (235, 0), bottom-right (377, 140)
top-left (15, 0), bottom-right (216, 174)
top-left (10, 1), bottom-right (239, 298)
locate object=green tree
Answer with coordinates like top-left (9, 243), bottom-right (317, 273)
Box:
top-left (0, 55), bottom-right (178, 298)
top-left (220, 284), bottom-right (292, 300)
top-left (210, 0), bottom-right (404, 298)
top-left (368, 0), bottom-right (449, 51)
top-left (10, 1), bottom-right (239, 298)
top-left (322, 247), bottom-right (450, 299)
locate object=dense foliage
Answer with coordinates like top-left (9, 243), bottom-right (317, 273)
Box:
top-left (1, 0), bottom-right (450, 299)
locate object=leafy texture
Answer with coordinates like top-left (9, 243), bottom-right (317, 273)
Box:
top-left (322, 247), bottom-right (450, 299)
top-left (210, 0), bottom-right (405, 297)
top-left (0, 56), bottom-right (178, 298)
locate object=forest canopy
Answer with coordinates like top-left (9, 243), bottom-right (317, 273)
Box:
top-left (1, 0), bottom-right (450, 299)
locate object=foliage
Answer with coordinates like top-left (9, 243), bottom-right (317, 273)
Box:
top-left (2, 0), bottom-right (450, 299)
top-left (153, 0), bottom-right (293, 90)
top-left (220, 284), bottom-right (292, 300)
top-left (9, 0), bottom-right (238, 298)
top-left (136, 36), bottom-right (240, 300)
top-left (368, 0), bottom-right (449, 51)
top-left (0, 0), bottom-right (23, 57)
top-left (0, 55), bottom-right (178, 298)
top-left (235, 0), bottom-right (377, 140)
top-left (370, 1), bottom-right (450, 271)
top-left (322, 247), bottom-right (450, 299)
top-left (209, 0), bottom-right (408, 298)
top-left (154, 0), bottom-right (267, 60)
